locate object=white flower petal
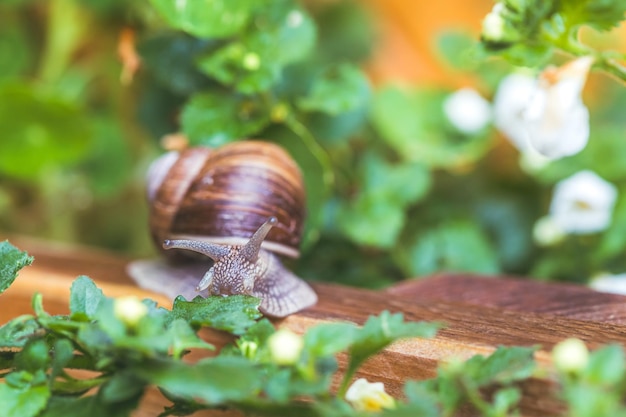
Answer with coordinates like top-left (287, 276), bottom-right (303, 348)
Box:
top-left (345, 378), bottom-right (395, 411)
top-left (549, 170), bottom-right (618, 234)
top-left (523, 57), bottom-right (594, 159)
top-left (493, 73), bottom-right (537, 152)
top-left (443, 88), bottom-right (492, 134)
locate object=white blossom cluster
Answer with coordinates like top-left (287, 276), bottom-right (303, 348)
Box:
top-left (441, 56), bottom-right (624, 292)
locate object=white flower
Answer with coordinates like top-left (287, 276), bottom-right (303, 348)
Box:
top-left (552, 338), bottom-right (589, 373)
top-left (493, 57), bottom-right (594, 160)
top-left (533, 216), bottom-right (565, 246)
top-left (549, 170), bottom-right (618, 234)
top-left (114, 296), bottom-right (148, 327)
top-left (590, 272), bottom-right (626, 295)
top-left (443, 88), bottom-right (492, 134)
top-left (267, 328), bottom-right (303, 365)
top-left (345, 378), bottom-right (396, 411)
top-left (493, 72), bottom-right (538, 152)
top-left (524, 57), bottom-right (593, 159)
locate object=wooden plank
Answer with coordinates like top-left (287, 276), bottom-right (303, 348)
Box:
top-left (5, 238), bottom-right (626, 416)
top-left (387, 273), bottom-right (626, 323)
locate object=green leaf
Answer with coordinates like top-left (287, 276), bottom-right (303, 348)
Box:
top-left (337, 148), bottom-right (431, 249)
top-left (0, 315), bottom-right (39, 349)
top-left (69, 276), bottom-right (104, 321)
top-left (50, 339), bottom-right (74, 381)
top-left (492, 387), bottom-right (522, 415)
top-left (99, 372), bottom-right (146, 403)
top-left (361, 152), bottom-right (431, 206)
top-left (148, 0), bottom-right (255, 38)
top-left (0, 19), bottom-right (34, 82)
top-left (196, 6), bottom-right (315, 94)
top-left (343, 311), bottom-right (440, 391)
top-left (304, 322), bottom-right (358, 357)
top-left (40, 392), bottom-right (140, 417)
top-left (562, 384), bottom-right (623, 417)
top-left (197, 2), bottom-right (315, 94)
top-left (15, 339), bottom-right (50, 373)
top-left (82, 117), bottom-right (133, 198)
top-left (168, 319), bottom-right (215, 359)
top-left (197, 38), bottom-right (279, 94)
top-left (0, 241), bottom-right (33, 294)
top-left (401, 221), bottom-right (499, 277)
top-left (398, 381), bottom-right (440, 417)
top-left (139, 33), bottom-right (213, 96)
top-left (371, 86), bottom-right (491, 169)
top-left (0, 83), bottom-right (91, 181)
top-left (585, 344), bottom-right (625, 385)
top-left (562, 0), bottom-right (626, 31)
top-left (137, 356), bottom-right (262, 404)
top-left (274, 7), bottom-right (317, 64)
top-left (436, 31), bottom-right (480, 71)
top-left (0, 379), bottom-right (50, 417)
top-left (595, 191), bottom-right (626, 262)
top-left (297, 64), bottom-right (370, 116)
top-left (315, 0), bottom-right (376, 64)
top-left (467, 346), bottom-right (537, 385)
top-left (181, 91), bottom-right (270, 146)
top-left (168, 295), bottom-right (262, 335)
top-left (337, 194), bottom-right (406, 249)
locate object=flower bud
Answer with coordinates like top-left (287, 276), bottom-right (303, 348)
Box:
top-left (239, 340), bottom-right (259, 359)
top-left (267, 329), bottom-right (303, 365)
top-left (482, 3), bottom-right (507, 41)
top-left (552, 338), bottom-right (589, 373)
top-left (533, 216), bottom-right (565, 247)
top-left (113, 296), bottom-right (148, 328)
top-left (345, 378), bottom-right (396, 411)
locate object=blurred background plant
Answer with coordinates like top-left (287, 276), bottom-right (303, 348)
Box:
top-left (0, 0), bottom-right (625, 289)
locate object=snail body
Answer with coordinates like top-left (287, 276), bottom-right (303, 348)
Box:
top-left (129, 140), bottom-right (317, 318)
top-left (162, 216), bottom-right (317, 317)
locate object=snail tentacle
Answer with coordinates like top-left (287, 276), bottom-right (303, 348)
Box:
top-left (163, 239), bottom-right (230, 260)
top-left (239, 216), bottom-right (278, 263)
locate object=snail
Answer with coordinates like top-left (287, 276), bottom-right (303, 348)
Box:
top-left (128, 140), bottom-right (317, 318)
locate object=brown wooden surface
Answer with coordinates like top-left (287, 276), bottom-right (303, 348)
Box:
top-left (4, 237), bottom-right (626, 416)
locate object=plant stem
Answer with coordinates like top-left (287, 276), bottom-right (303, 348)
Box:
top-left (337, 365), bottom-right (356, 398)
top-left (284, 116), bottom-right (335, 189)
top-left (595, 57), bottom-right (626, 85)
top-left (38, 0), bottom-right (85, 83)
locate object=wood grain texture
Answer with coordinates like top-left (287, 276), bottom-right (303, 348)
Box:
top-left (387, 273), bottom-right (626, 323)
top-left (4, 238), bottom-right (626, 416)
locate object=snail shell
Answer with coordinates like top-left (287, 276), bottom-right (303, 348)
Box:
top-left (148, 140), bottom-right (306, 259)
top-left (130, 140), bottom-right (316, 317)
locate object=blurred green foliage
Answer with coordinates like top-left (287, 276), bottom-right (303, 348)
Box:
top-left (0, 0), bottom-right (625, 288)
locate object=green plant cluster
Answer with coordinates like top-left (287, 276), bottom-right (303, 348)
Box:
top-left (0, 0), bottom-right (625, 288)
top-left (480, 0), bottom-right (626, 78)
top-left (5, 242), bottom-right (626, 417)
